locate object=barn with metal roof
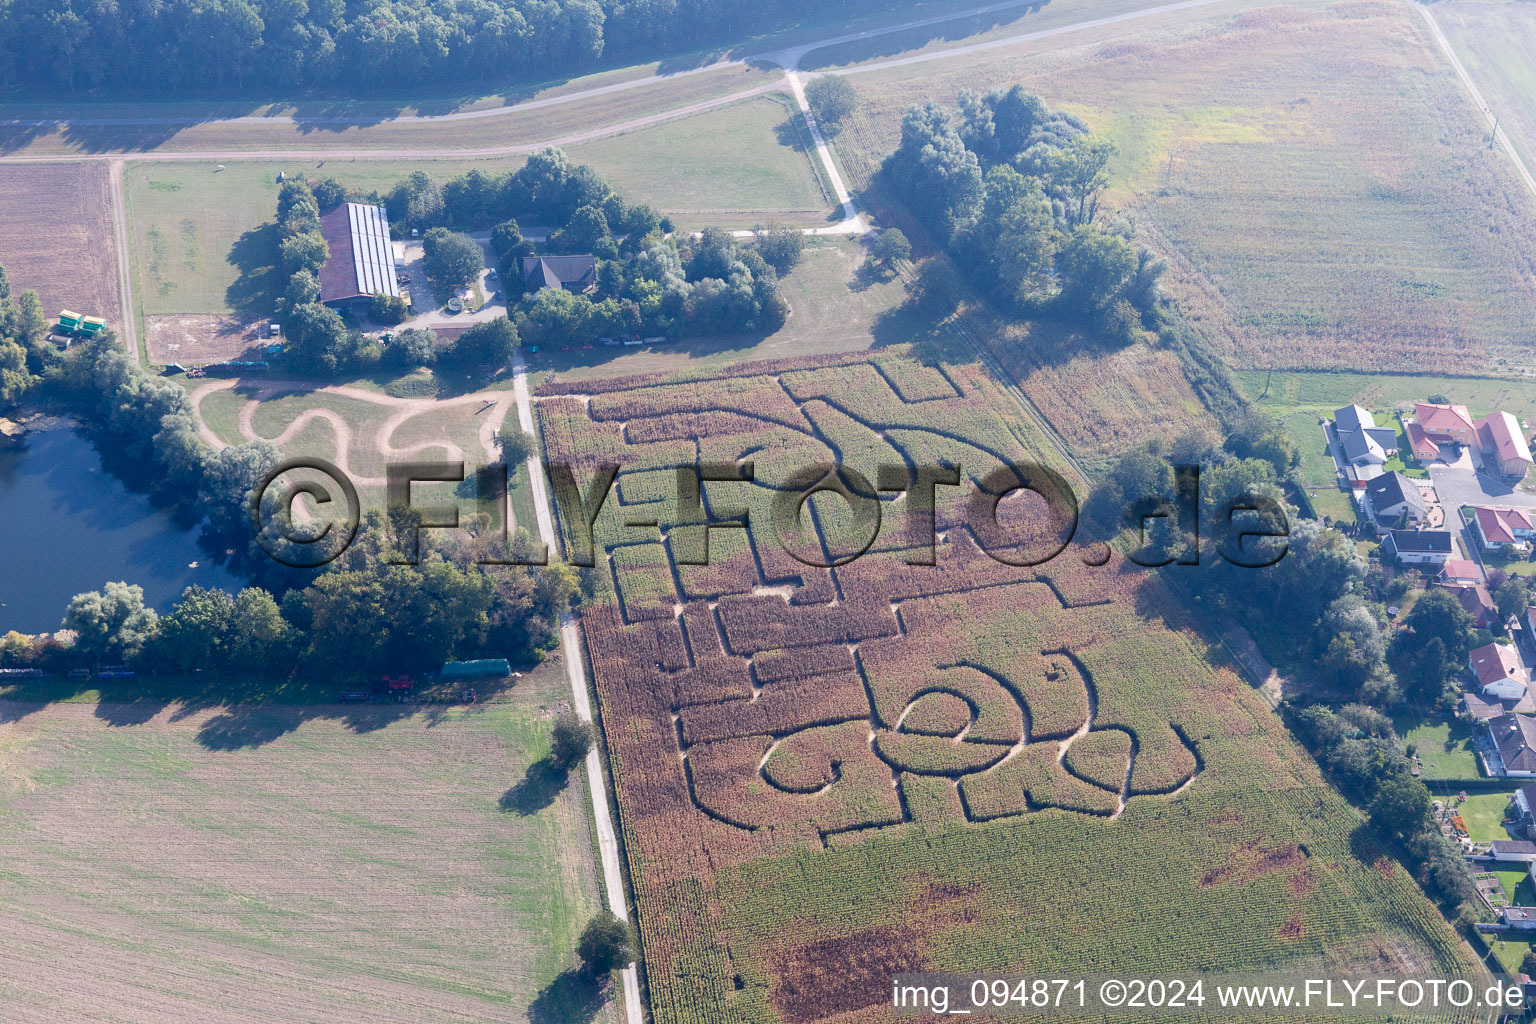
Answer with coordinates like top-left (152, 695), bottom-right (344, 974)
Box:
top-left (318, 202), bottom-right (401, 315)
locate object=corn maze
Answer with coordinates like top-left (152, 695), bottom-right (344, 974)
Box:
top-left (537, 353), bottom-right (1478, 1024)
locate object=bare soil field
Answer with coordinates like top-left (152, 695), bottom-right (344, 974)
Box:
top-left (145, 312), bottom-right (265, 363)
top-left (0, 162), bottom-right (121, 322)
top-left (0, 694), bottom-right (612, 1024)
top-left (834, 0), bottom-right (1536, 376)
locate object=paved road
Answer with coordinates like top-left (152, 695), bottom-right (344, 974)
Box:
top-left (512, 359), bottom-right (643, 1024)
top-left (1428, 463), bottom-right (1536, 515)
top-left (1417, 2), bottom-right (1536, 202)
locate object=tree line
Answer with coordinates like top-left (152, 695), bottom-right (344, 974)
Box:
top-left (884, 85), bottom-right (1165, 346)
top-left (1, 0), bottom-right (913, 97)
top-left (1, 509), bottom-right (579, 677)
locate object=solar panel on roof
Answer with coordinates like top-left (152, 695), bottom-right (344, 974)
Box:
top-left (344, 203), bottom-right (400, 300)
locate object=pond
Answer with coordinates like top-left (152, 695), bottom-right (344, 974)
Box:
top-left (0, 425), bottom-right (239, 634)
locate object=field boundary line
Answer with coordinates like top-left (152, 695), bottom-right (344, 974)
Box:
top-left (107, 159), bottom-right (139, 362)
top-left (1417, 1), bottom-right (1536, 202)
top-left (513, 358), bottom-right (644, 1024)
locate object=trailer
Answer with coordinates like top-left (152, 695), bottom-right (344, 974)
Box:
top-left (439, 659), bottom-right (511, 680)
top-left (78, 316), bottom-right (106, 338)
top-left (55, 310), bottom-right (82, 333)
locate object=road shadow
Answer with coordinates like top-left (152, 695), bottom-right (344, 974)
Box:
top-left (500, 756), bottom-right (570, 814)
top-left (529, 968), bottom-right (609, 1024)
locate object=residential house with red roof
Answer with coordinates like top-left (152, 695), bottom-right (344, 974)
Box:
top-left (1474, 642), bottom-right (1530, 701)
top-left (1473, 506), bottom-right (1536, 553)
top-left (1414, 402), bottom-right (1477, 446)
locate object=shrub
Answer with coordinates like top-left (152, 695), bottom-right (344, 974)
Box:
top-left (370, 293), bottom-right (407, 325)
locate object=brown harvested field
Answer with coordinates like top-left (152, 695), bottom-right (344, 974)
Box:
top-left (0, 162), bottom-right (121, 322)
top-left (145, 313), bottom-right (266, 363)
top-left (0, 689), bottom-right (613, 1024)
top-left (834, 0), bottom-right (1536, 375)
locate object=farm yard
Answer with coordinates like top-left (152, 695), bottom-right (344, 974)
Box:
top-left (832, 0), bottom-right (1536, 377)
top-left (0, 682), bottom-right (614, 1024)
top-left (0, 163), bottom-right (122, 326)
top-left (535, 352), bottom-right (1478, 1024)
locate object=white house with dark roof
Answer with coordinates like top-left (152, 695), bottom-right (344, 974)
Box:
top-left (1488, 713), bottom-right (1536, 777)
top-left (1382, 529), bottom-right (1451, 566)
top-left (1333, 405), bottom-right (1398, 469)
top-left (1362, 472), bottom-right (1428, 530)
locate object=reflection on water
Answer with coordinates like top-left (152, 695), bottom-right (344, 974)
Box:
top-left (0, 427), bottom-right (238, 633)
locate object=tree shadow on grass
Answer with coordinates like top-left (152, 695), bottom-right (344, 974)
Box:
top-left (226, 223), bottom-right (281, 318)
top-left (500, 756), bottom-right (569, 815)
top-left (529, 968), bottom-right (608, 1024)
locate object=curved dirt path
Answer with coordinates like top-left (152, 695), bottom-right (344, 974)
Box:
top-left (187, 377), bottom-right (518, 525)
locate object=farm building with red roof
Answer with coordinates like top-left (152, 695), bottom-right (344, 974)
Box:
top-left (1476, 410), bottom-right (1535, 478)
top-left (318, 202), bottom-right (401, 317)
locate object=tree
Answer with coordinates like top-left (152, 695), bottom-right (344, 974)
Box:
top-left (495, 427), bottom-right (536, 466)
top-left (805, 75), bottom-right (857, 134)
top-left (0, 336), bottom-right (36, 408)
top-left (1056, 224), bottom-right (1136, 314)
top-left (867, 229), bottom-right (911, 273)
top-left (577, 912), bottom-right (634, 974)
top-left (226, 587), bottom-right (294, 671)
top-left (905, 258), bottom-right (964, 314)
top-left (149, 585), bottom-right (234, 672)
top-left (446, 316), bottom-right (518, 368)
top-left (755, 224), bottom-right (805, 274)
top-left (62, 582), bottom-right (158, 664)
top-left (389, 170), bottom-right (446, 230)
top-left (1368, 774), bottom-right (1431, 841)
top-left (551, 712), bottom-right (594, 768)
top-left (383, 327), bottom-right (438, 368)
top-left (490, 219), bottom-right (524, 263)
top-left (279, 230), bottom-right (329, 277)
top-left (370, 292), bottom-right (407, 325)
top-left (422, 228), bottom-right (484, 289)
top-left (550, 203), bottom-right (615, 257)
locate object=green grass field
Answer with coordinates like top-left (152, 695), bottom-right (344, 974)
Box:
top-left (126, 160), bottom-right (509, 316)
top-left (1460, 793), bottom-right (1518, 843)
top-left (525, 238), bottom-right (921, 382)
top-left (564, 94), bottom-right (834, 228)
top-left (1395, 714), bottom-right (1482, 783)
top-left (0, 674), bottom-right (614, 1023)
